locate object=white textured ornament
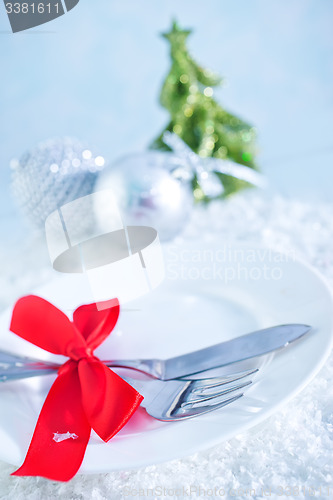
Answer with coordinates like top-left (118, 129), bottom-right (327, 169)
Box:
top-left (94, 152), bottom-right (193, 241)
top-left (11, 137), bottom-right (105, 228)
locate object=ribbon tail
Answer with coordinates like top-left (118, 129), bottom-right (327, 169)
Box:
top-left (12, 363), bottom-right (91, 482)
top-left (78, 359), bottom-right (143, 442)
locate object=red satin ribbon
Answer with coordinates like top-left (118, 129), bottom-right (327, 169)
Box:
top-left (9, 295), bottom-right (143, 482)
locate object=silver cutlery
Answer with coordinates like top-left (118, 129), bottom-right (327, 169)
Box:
top-left (0, 350), bottom-right (257, 419)
top-left (0, 324), bottom-right (311, 382)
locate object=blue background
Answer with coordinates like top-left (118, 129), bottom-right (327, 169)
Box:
top-left (0, 0), bottom-right (332, 239)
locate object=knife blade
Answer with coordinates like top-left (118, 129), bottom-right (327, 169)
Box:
top-left (160, 324), bottom-right (311, 380)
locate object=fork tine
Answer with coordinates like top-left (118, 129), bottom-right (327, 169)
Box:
top-left (181, 380), bottom-right (252, 407)
top-left (122, 370), bottom-right (256, 421)
top-left (172, 393), bottom-right (244, 420)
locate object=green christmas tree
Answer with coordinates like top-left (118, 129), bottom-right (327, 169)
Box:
top-left (151, 21), bottom-right (259, 199)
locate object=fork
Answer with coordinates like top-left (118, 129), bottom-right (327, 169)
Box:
top-left (120, 370), bottom-right (256, 420)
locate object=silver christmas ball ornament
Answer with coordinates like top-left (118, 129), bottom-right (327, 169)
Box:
top-left (94, 152), bottom-right (193, 241)
top-left (11, 137), bottom-right (106, 228)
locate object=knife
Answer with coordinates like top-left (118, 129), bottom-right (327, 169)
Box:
top-left (0, 324), bottom-right (311, 381)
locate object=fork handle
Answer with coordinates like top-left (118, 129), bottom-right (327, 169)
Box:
top-left (0, 356), bottom-right (162, 382)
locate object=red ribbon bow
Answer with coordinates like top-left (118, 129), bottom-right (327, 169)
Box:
top-left (9, 295), bottom-right (143, 482)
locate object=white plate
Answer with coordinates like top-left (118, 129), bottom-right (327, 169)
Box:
top-left (0, 242), bottom-right (332, 473)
